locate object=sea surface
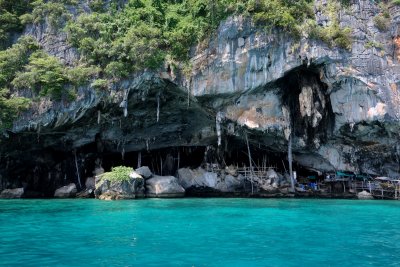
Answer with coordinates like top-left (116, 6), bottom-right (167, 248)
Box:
top-left (0, 198), bottom-right (399, 267)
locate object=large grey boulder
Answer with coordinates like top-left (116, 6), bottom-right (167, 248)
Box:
top-left (215, 174), bottom-right (244, 192)
top-left (0, 188), bottom-right (24, 199)
top-left (85, 177), bottom-right (95, 189)
top-left (146, 175), bottom-right (185, 198)
top-left (94, 171), bottom-right (145, 200)
top-left (54, 183), bottom-right (77, 198)
top-left (178, 168), bottom-right (218, 189)
top-left (357, 190), bottom-right (374, 200)
top-left (135, 166), bottom-right (153, 179)
top-left (178, 168), bottom-right (244, 193)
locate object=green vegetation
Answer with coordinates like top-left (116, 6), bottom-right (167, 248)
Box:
top-left (0, 36), bottom-right (99, 130)
top-left (12, 51), bottom-right (69, 99)
top-left (0, 36), bottom-right (37, 130)
top-left (101, 166), bottom-right (137, 182)
top-left (0, 89), bottom-right (31, 130)
top-left (309, 21), bottom-right (352, 49)
top-left (309, 0), bottom-right (352, 50)
top-left (392, 0), bottom-right (400, 5)
top-left (373, 7), bottom-right (390, 31)
top-left (248, 0), bottom-right (314, 37)
top-left (65, 0), bottom-right (317, 75)
top-left (365, 40), bottom-right (383, 49)
top-left (20, 0), bottom-right (77, 28)
top-left (0, 0), bottom-right (356, 131)
top-left (0, 0), bottom-right (32, 49)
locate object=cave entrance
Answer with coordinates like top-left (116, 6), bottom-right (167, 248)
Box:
top-left (99, 146), bottom-right (205, 176)
top-left (277, 64), bottom-right (335, 147)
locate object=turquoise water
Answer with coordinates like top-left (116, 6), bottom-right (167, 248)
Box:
top-left (1, 199), bottom-right (400, 267)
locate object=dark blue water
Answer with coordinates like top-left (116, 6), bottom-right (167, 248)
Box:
top-left (0, 199), bottom-right (399, 266)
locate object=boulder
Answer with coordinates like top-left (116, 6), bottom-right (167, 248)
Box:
top-left (54, 183), bottom-right (77, 198)
top-left (146, 175), bottom-right (185, 197)
top-left (85, 177), bottom-right (95, 189)
top-left (266, 168), bottom-right (279, 179)
top-left (76, 189), bottom-right (94, 198)
top-left (135, 166), bottom-right (153, 179)
top-left (93, 166), bottom-right (104, 176)
top-left (0, 188), bottom-right (24, 198)
top-left (178, 168), bottom-right (245, 193)
top-left (215, 174), bottom-right (244, 192)
top-left (357, 190), bottom-right (374, 200)
top-left (94, 171), bottom-right (145, 200)
top-left (177, 168), bottom-right (218, 189)
top-left (225, 165), bottom-right (238, 176)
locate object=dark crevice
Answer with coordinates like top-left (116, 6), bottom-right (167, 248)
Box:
top-left (277, 64), bottom-right (335, 147)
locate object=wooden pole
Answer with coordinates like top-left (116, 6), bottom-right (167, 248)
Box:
top-left (245, 132), bottom-right (254, 195)
top-left (74, 150), bottom-right (82, 189)
top-left (137, 151), bottom-right (141, 168)
top-left (160, 155), bottom-right (163, 176)
top-left (288, 133), bottom-right (295, 192)
top-left (177, 150), bottom-right (180, 171)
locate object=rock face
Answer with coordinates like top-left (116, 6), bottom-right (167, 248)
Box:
top-left (1, 0), bottom-right (400, 194)
top-left (135, 166), bottom-right (153, 179)
top-left (357, 190), bottom-right (374, 200)
top-left (146, 175), bottom-right (185, 198)
top-left (54, 183), bottom-right (77, 198)
top-left (257, 169), bottom-right (285, 192)
top-left (0, 188), bottom-right (24, 199)
top-left (94, 172), bottom-right (145, 200)
top-left (85, 177), bottom-right (95, 189)
top-left (177, 167), bottom-right (244, 194)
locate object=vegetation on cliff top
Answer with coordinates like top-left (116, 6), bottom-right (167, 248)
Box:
top-left (0, 0), bottom-right (356, 131)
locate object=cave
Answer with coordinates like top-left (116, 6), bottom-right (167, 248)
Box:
top-left (0, 64), bottom-right (337, 197)
top-left (277, 64), bottom-right (335, 147)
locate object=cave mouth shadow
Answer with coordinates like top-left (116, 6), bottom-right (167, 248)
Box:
top-left (276, 64), bottom-right (335, 147)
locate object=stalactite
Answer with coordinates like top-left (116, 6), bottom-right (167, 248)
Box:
top-left (97, 110), bottom-right (101, 124)
top-left (216, 112), bottom-right (223, 147)
top-left (119, 89), bottom-right (130, 117)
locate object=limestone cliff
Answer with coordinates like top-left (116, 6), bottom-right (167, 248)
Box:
top-left (1, 0), bottom-right (400, 194)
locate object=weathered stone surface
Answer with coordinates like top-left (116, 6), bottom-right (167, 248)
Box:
top-left (76, 189), bottom-right (94, 198)
top-left (357, 190), bottom-right (374, 200)
top-left (146, 175), bottom-right (185, 197)
top-left (85, 177), bottom-right (95, 189)
top-left (2, 0), bottom-right (400, 194)
top-left (0, 188), bottom-right (24, 199)
top-left (135, 166), bottom-right (153, 179)
top-left (215, 174), bottom-right (244, 193)
top-left (54, 183), bottom-right (77, 198)
top-left (178, 168), bottom-right (217, 189)
top-left (177, 168), bottom-right (244, 193)
top-left (94, 172), bottom-right (145, 200)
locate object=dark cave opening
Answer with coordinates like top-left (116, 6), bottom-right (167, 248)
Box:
top-left (0, 136), bottom-right (321, 197)
top-left (277, 64), bottom-right (335, 146)
top-left (0, 65), bottom-right (336, 197)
